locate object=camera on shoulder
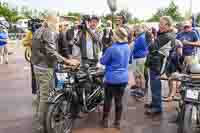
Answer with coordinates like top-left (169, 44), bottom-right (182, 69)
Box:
top-left (78, 15), bottom-right (90, 31)
top-left (28, 18), bottom-right (43, 33)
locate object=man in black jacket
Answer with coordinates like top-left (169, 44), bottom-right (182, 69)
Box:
top-left (145, 16), bottom-right (176, 116)
top-left (102, 20), bottom-right (113, 54)
top-left (57, 21), bottom-right (73, 58)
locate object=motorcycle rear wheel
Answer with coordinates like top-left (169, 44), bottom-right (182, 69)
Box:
top-left (46, 95), bottom-right (73, 133)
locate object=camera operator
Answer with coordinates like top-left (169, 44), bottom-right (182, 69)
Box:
top-left (76, 15), bottom-right (102, 66)
top-left (23, 18), bottom-right (43, 97)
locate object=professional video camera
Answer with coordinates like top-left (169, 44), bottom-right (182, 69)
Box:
top-left (28, 18), bottom-right (43, 33)
top-left (78, 15), bottom-right (90, 31)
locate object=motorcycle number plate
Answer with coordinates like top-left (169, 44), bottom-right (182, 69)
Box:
top-left (186, 89), bottom-right (199, 100)
top-left (56, 73), bottom-right (68, 81)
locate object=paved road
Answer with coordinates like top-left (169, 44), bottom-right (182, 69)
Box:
top-left (0, 44), bottom-right (178, 133)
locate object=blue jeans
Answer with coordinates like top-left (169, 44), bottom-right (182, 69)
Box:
top-left (150, 70), bottom-right (162, 112)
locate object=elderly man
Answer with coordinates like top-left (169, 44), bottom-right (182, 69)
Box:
top-left (76, 15), bottom-right (102, 66)
top-left (177, 21), bottom-right (199, 65)
top-left (32, 14), bottom-right (79, 133)
top-left (145, 16), bottom-right (176, 116)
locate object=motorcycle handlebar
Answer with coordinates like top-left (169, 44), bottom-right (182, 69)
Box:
top-left (159, 74), bottom-right (200, 81)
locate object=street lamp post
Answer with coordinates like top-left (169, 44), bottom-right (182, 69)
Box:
top-left (107, 0), bottom-right (117, 29)
top-left (189, 0), bottom-right (192, 16)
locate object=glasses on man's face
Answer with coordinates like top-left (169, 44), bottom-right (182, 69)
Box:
top-left (184, 26), bottom-right (191, 29)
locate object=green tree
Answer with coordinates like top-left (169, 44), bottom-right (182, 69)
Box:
top-left (148, 1), bottom-right (184, 22)
top-left (0, 2), bottom-right (20, 22)
top-left (196, 13), bottom-right (200, 25)
top-left (38, 9), bottom-right (49, 18)
top-left (129, 17), bottom-right (143, 24)
top-left (67, 12), bottom-right (81, 18)
top-left (21, 6), bottom-right (33, 18)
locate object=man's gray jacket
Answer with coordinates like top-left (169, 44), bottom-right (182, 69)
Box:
top-left (76, 29), bottom-right (102, 61)
top-left (31, 26), bottom-right (59, 68)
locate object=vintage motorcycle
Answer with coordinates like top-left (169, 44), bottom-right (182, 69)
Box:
top-left (46, 63), bottom-right (104, 133)
top-left (161, 64), bottom-right (200, 133)
top-left (177, 64), bottom-right (200, 133)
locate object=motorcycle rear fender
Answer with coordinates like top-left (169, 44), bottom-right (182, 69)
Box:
top-left (47, 93), bottom-right (65, 104)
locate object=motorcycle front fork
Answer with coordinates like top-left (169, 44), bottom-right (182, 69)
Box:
top-left (197, 106), bottom-right (200, 126)
top-left (177, 102), bottom-right (200, 127)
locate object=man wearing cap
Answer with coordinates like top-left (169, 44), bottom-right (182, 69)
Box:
top-left (100, 27), bottom-right (130, 129)
top-left (177, 20), bottom-right (199, 65)
top-left (102, 20), bottom-right (113, 54)
top-left (76, 15), bottom-right (102, 66)
top-left (32, 14), bottom-right (79, 133)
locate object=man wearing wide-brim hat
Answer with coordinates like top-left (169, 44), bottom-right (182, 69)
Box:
top-left (177, 20), bottom-right (199, 66)
top-left (100, 27), bottom-right (130, 129)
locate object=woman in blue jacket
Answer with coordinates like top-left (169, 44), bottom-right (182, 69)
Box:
top-left (100, 27), bottom-right (130, 129)
top-left (130, 25), bottom-right (149, 97)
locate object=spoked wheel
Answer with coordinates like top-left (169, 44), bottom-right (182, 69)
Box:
top-left (24, 47), bottom-right (31, 63)
top-left (46, 96), bottom-right (73, 133)
top-left (83, 86), bottom-right (104, 113)
top-left (178, 104), bottom-right (200, 133)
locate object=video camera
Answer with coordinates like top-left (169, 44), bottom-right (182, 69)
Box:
top-left (78, 15), bottom-right (90, 31)
top-left (28, 18), bottom-right (43, 33)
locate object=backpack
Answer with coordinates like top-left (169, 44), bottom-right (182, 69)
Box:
top-left (164, 39), bottom-right (185, 76)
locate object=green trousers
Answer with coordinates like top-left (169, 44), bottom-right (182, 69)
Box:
top-left (32, 66), bottom-right (53, 133)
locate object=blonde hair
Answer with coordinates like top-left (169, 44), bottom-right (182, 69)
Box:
top-left (134, 24), bottom-right (145, 34)
top-left (160, 16), bottom-right (173, 27)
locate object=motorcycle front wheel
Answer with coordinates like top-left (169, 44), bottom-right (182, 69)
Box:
top-left (46, 95), bottom-right (73, 133)
top-left (178, 104), bottom-right (200, 133)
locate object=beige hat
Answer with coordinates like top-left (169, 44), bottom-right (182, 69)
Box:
top-left (183, 20), bottom-right (192, 27)
top-left (113, 27), bottom-right (128, 43)
top-left (107, 20), bottom-right (112, 24)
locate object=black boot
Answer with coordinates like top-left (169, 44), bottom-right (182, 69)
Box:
top-left (113, 111), bottom-right (122, 129)
top-left (100, 112), bottom-right (109, 128)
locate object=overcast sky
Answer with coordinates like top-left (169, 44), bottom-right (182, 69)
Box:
top-left (4, 0), bottom-right (200, 19)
